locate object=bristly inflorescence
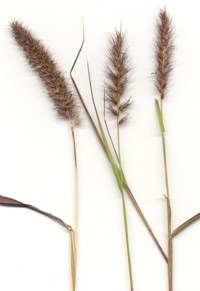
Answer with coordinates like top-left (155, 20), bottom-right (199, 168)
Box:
top-left (10, 21), bottom-right (80, 125)
top-left (155, 8), bottom-right (174, 100)
top-left (105, 28), bottom-right (132, 125)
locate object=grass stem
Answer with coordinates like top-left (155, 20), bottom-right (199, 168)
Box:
top-left (70, 34), bottom-right (168, 263)
top-left (71, 125), bottom-right (79, 239)
top-left (124, 184), bottom-right (168, 263)
top-left (70, 229), bottom-right (77, 291)
top-left (157, 100), bottom-right (173, 291)
top-left (172, 213), bottom-right (200, 237)
top-left (70, 124), bottom-right (78, 291)
top-left (117, 120), bottom-right (134, 291)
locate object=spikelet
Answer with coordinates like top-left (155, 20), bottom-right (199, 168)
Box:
top-left (11, 21), bottom-right (80, 125)
top-left (155, 9), bottom-right (174, 100)
top-left (105, 28), bottom-right (132, 124)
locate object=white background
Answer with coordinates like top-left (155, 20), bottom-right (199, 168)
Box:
top-left (0, 0), bottom-right (199, 290)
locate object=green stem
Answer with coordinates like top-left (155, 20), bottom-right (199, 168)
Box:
top-left (70, 36), bottom-right (168, 262)
top-left (161, 131), bottom-right (171, 234)
top-left (72, 66), bottom-right (168, 262)
top-left (86, 61), bottom-right (123, 190)
top-left (124, 184), bottom-right (168, 263)
top-left (70, 124), bottom-right (78, 291)
top-left (72, 75), bottom-right (167, 261)
top-left (71, 125), bottom-right (78, 240)
top-left (117, 121), bottom-right (134, 291)
top-left (158, 100), bottom-right (173, 291)
top-left (88, 60), bottom-right (133, 289)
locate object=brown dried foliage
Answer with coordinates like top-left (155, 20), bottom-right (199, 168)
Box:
top-left (11, 21), bottom-right (80, 124)
top-left (155, 9), bottom-right (174, 100)
top-left (105, 29), bottom-right (132, 124)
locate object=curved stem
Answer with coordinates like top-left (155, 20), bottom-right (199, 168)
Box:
top-left (0, 195), bottom-right (72, 231)
top-left (0, 194), bottom-right (75, 290)
top-left (172, 213), bottom-right (200, 237)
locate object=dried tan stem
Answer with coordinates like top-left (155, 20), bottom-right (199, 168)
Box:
top-left (70, 229), bottom-right (77, 291)
top-left (0, 195), bottom-right (72, 231)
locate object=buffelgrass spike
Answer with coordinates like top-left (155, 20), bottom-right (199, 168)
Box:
top-left (10, 21), bottom-right (80, 125)
top-left (105, 26), bottom-right (134, 291)
top-left (11, 20), bottom-right (80, 291)
top-left (154, 8), bottom-right (174, 291)
top-left (155, 8), bottom-right (174, 100)
top-left (105, 28), bottom-right (132, 124)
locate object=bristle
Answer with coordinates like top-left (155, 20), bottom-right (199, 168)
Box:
top-left (105, 29), bottom-right (132, 124)
top-left (155, 9), bottom-right (174, 100)
top-left (10, 21), bottom-right (80, 125)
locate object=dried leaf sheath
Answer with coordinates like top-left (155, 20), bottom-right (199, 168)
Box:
top-left (10, 21), bottom-right (80, 124)
top-left (155, 9), bottom-right (174, 100)
top-left (105, 29), bottom-right (132, 124)
top-left (0, 195), bottom-right (72, 230)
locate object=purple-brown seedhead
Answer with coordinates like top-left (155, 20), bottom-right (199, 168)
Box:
top-left (105, 29), bottom-right (132, 125)
top-left (155, 9), bottom-right (174, 100)
top-left (11, 21), bottom-right (80, 125)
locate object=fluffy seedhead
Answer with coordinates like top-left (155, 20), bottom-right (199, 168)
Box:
top-left (155, 8), bottom-right (174, 100)
top-left (105, 28), bottom-right (132, 125)
top-left (10, 21), bottom-right (80, 125)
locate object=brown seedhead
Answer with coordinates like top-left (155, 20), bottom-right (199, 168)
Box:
top-left (10, 21), bottom-right (80, 125)
top-left (105, 28), bottom-right (132, 124)
top-left (155, 8), bottom-right (174, 100)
